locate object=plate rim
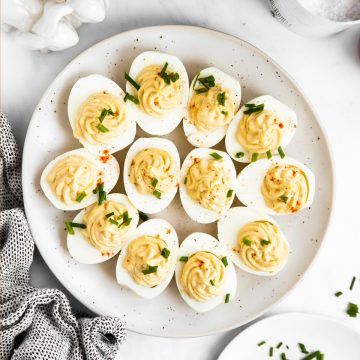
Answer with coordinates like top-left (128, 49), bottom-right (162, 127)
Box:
top-left (22, 24), bottom-right (336, 338)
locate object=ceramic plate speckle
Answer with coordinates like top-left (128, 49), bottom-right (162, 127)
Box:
top-left (22, 26), bottom-right (334, 337)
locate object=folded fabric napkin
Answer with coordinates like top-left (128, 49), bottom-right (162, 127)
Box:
top-left (0, 114), bottom-right (126, 360)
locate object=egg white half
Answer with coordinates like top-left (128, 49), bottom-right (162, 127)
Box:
top-left (125, 51), bottom-right (189, 135)
top-left (67, 193), bottom-right (139, 264)
top-left (183, 67), bottom-right (241, 147)
top-left (226, 95), bottom-right (297, 163)
top-left (179, 148), bottom-right (236, 224)
top-left (116, 218), bottom-right (178, 299)
top-left (68, 74), bottom-right (136, 154)
top-left (123, 137), bottom-right (180, 214)
top-left (235, 156), bottom-right (315, 215)
top-left (175, 232), bottom-right (237, 313)
top-left (217, 207), bottom-right (289, 276)
top-left (40, 148), bottom-right (120, 211)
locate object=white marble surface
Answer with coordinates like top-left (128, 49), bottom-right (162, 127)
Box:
top-left (2, 0), bottom-right (360, 359)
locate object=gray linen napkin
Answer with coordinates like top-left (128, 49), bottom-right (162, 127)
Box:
top-left (0, 114), bottom-right (126, 360)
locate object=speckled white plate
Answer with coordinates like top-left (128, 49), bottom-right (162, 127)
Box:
top-left (218, 313), bottom-right (360, 360)
top-left (22, 25), bottom-right (334, 337)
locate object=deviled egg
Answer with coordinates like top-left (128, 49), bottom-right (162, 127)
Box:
top-left (68, 74), bottom-right (136, 154)
top-left (67, 193), bottom-right (139, 264)
top-left (183, 67), bottom-right (241, 147)
top-left (236, 156), bottom-right (315, 215)
top-left (175, 232), bottom-right (237, 312)
top-left (218, 207), bottom-right (289, 276)
top-left (116, 218), bottom-right (178, 299)
top-left (40, 148), bottom-right (119, 211)
top-left (123, 137), bottom-right (180, 214)
top-left (125, 51), bottom-right (189, 135)
top-left (179, 148), bottom-right (236, 224)
top-left (225, 95), bottom-right (297, 163)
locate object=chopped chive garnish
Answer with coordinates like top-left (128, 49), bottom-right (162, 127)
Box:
top-left (302, 351), bottom-right (320, 360)
top-left (257, 341), bottom-right (266, 347)
top-left (98, 108), bottom-right (108, 122)
top-left (221, 256), bottom-right (228, 267)
top-left (235, 151), bottom-right (244, 159)
top-left (109, 218), bottom-right (119, 226)
top-left (244, 103), bottom-right (264, 114)
top-left (76, 191), bottom-right (86, 202)
top-left (280, 353), bottom-right (287, 360)
top-left (97, 183), bottom-right (106, 206)
top-left (226, 189), bottom-right (233, 198)
top-left (69, 222), bottom-right (86, 229)
top-left (124, 72), bottom-right (140, 90)
top-left (105, 212), bottom-right (114, 218)
top-left (217, 91), bottom-right (226, 106)
top-left (169, 72), bottom-right (179, 82)
top-left (193, 73), bottom-right (199, 89)
top-left (210, 152), bottom-right (222, 160)
top-left (318, 354), bottom-right (324, 360)
top-left (350, 276), bottom-right (356, 290)
top-left (197, 75), bottom-right (215, 89)
top-left (96, 123), bottom-right (110, 133)
top-left (221, 111), bottom-right (228, 115)
top-left (142, 265), bottom-right (158, 275)
top-left (279, 195), bottom-right (288, 203)
top-left (153, 190), bottom-right (161, 199)
top-left (335, 291), bottom-right (343, 297)
top-left (251, 153), bottom-right (259, 162)
top-left (266, 150), bottom-right (272, 159)
top-left (261, 239), bottom-right (270, 246)
top-left (161, 247), bottom-right (170, 259)
top-left (65, 222), bottom-right (75, 235)
top-left (139, 211), bottom-right (149, 221)
top-left (122, 211), bottom-right (132, 226)
top-left (151, 178), bottom-right (158, 188)
top-left (346, 302), bottom-right (359, 317)
top-left (159, 62), bottom-right (179, 85)
top-left (278, 146), bottom-right (285, 159)
top-left (243, 238), bottom-right (251, 246)
top-left (124, 92), bottom-right (139, 104)
top-left (93, 186), bottom-right (99, 194)
top-left (298, 343), bottom-right (309, 354)
top-left (225, 293), bottom-right (230, 303)
top-left (269, 347), bottom-right (273, 357)
top-left (160, 62), bottom-right (168, 77)
top-left (210, 279), bottom-right (215, 286)
top-left (194, 88), bottom-right (208, 94)
top-left (179, 256), bottom-right (188, 262)
top-left (184, 177), bottom-right (188, 185)
top-left (276, 342), bottom-right (283, 349)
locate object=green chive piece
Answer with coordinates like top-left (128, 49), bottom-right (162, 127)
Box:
top-left (266, 150), bottom-right (272, 159)
top-left (298, 343), bottom-right (309, 354)
top-left (98, 108), bottom-right (108, 123)
top-left (65, 221), bottom-right (75, 235)
top-left (96, 123), bottom-right (110, 133)
top-left (346, 302), bottom-right (359, 317)
top-left (179, 256), bottom-right (188, 262)
top-left (76, 191), bottom-right (86, 202)
top-left (160, 62), bottom-right (168, 77)
top-left (161, 247), bottom-right (170, 259)
top-left (194, 87), bottom-right (208, 94)
top-left (193, 73), bottom-right (200, 89)
top-left (278, 146), bottom-right (285, 159)
top-left (261, 239), bottom-right (270, 246)
top-left (169, 72), bottom-right (179, 82)
top-left (251, 153), bottom-right (259, 162)
top-left (276, 342), bottom-right (283, 349)
top-left (301, 351), bottom-right (320, 360)
top-left (142, 265), bottom-right (158, 275)
top-left (210, 279), bottom-right (215, 286)
top-left (335, 291), bottom-right (343, 297)
top-left (109, 218), bottom-right (119, 226)
top-left (350, 276), bottom-right (356, 290)
top-left (151, 178), bottom-right (158, 188)
top-left (184, 177), bottom-right (188, 185)
top-left (243, 238), bottom-right (251, 246)
top-left (153, 190), bottom-right (161, 199)
top-left (280, 353), bottom-right (287, 360)
top-left (69, 222), bottom-right (86, 229)
top-left (139, 211), bottom-right (149, 221)
top-left (257, 341), bottom-right (266, 347)
top-left (125, 72), bottom-right (140, 90)
top-left (221, 256), bottom-right (228, 267)
top-left (210, 152), bottom-right (222, 160)
top-left (105, 212), bottom-right (114, 218)
top-left (217, 91), bottom-right (226, 106)
top-left (235, 151), bottom-right (244, 159)
top-left (279, 195), bottom-right (288, 203)
top-left (97, 183), bottom-right (106, 206)
top-left (243, 103), bottom-right (264, 115)
top-left (93, 186), bottom-right (99, 194)
top-left (198, 75), bottom-right (215, 89)
top-left (225, 293), bottom-right (230, 303)
top-left (226, 189), bottom-right (233, 198)
top-left (318, 354), bottom-right (324, 360)
top-left (269, 347), bottom-right (273, 357)
top-left (122, 211), bottom-right (132, 226)
top-left (124, 92), bottom-right (139, 104)
top-left (221, 111), bottom-right (228, 115)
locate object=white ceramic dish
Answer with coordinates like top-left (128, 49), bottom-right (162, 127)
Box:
top-left (218, 313), bottom-right (360, 359)
top-left (22, 25), bottom-right (334, 337)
